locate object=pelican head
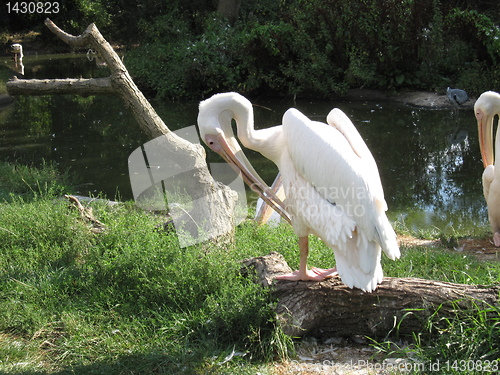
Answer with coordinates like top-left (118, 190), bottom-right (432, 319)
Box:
top-left (198, 92), bottom-right (251, 157)
top-left (475, 91), bottom-right (500, 168)
top-left (197, 93), bottom-right (258, 185)
top-left (197, 92), bottom-right (290, 223)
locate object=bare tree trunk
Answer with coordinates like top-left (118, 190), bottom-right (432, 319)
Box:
top-left (242, 252), bottom-right (500, 338)
top-left (6, 19), bottom-right (238, 244)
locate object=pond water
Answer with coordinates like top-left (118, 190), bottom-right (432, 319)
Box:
top-left (0, 53), bottom-right (489, 236)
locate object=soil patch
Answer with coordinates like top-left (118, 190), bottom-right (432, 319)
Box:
top-left (344, 88), bottom-right (475, 109)
top-left (399, 234), bottom-right (500, 262)
top-left (273, 338), bottom-right (410, 375)
top-left (456, 237), bottom-right (500, 261)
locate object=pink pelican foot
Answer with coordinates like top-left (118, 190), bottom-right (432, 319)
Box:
top-left (275, 236), bottom-right (337, 281)
top-left (276, 268), bottom-right (335, 281)
top-left (311, 267), bottom-right (338, 279)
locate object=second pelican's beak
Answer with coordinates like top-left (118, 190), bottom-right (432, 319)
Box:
top-left (254, 173), bottom-right (286, 225)
top-left (476, 107), bottom-right (494, 168)
top-left (205, 133), bottom-right (291, 224)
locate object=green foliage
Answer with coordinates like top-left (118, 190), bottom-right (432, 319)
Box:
top-left (447, 9), bottom-right (500, 66)
top-left (129, 14), bottom-right (235, 99)
top-left (3, 0), bottom-right (498, 98)
top-left (441, 8), bottom-right (500, 95)
top-left (0, 161), bottom-right (72, 201)
top-left (66, 0), bottom-right (112, 33)
top-left (124, 0), bottom-right (499, 99)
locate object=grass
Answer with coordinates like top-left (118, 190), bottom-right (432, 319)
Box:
top-left (0, 205), bottom-right (292, 373)
top-left (0, 161), bottom-right (293, 374)
top-left (0, 161), bottom-right (71, 202)
top-left (370, 301), bottom-right (500, 374)
top-left (0, 161), bottom-right (499, 374)
top-left (369, 223), bottom-right (500, 373)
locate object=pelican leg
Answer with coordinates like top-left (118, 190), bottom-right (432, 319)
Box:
top-left (275, 236), bottom-right (335, 281)
top-left (494, 232), bottom-right (500, 247)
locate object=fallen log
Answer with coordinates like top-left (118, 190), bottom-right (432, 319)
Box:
top-left (241, 252), bottom-right (500, 338)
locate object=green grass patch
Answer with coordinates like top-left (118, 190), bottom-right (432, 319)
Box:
top-left (371, 236), bottom-right (500, 373)
top-left (0, 162), bottom-right (294, 373)
top-left (382, 244), bottom-right (500, 285)
top-left (371, 301), bottom-right (500, 374)
top-left (0, 198), bottom-right (296, 373)
top-left (0, 161), bottom-right (499, 373)
top-left (0, 160), bottom-right (72, 202)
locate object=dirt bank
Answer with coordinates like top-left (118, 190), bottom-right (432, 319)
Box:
top-left (344, 88), bottom-right (475, 109)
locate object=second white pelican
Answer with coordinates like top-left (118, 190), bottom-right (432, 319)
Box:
top-left (475, 91), bottom-right (500, 246)
top-left (197, 92), bottom-right (399, 292)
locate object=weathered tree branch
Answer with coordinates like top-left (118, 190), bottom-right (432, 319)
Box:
top-left (43, 19), bottom-right (93, 48)
top-left (242, 252), bottom-right (500, 338)
top-left (12, 18), bottom-right (170, 139)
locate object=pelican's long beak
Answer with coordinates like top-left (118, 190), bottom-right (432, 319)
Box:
top-left (206, 133), bottom-right (291, 224)
top-left (476, 108), bottom-right (494, 168)
top-left (255, 173), bottom-right (286, 225)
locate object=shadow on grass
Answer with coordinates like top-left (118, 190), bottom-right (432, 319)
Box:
top-left (2, 351), bottom-right (227, 375)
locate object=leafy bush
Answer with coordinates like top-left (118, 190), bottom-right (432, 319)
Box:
top-left (3, 0), bottom-right (498, 97)
top-left (125, 0), bottom-right (499, 100)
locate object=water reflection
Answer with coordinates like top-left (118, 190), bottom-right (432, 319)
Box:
top-left (0, 54), bottom-right (489, 235)
top-left (247, 99), bottom-right (488, 235)
top-left (0, 94), bottom-right (146, 198)
top-left (3, 53), bottom-right (109, 80)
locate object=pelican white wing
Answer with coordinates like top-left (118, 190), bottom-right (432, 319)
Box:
top-left (327, 108), bottom-right (387, 211)
top-left (280, 108), bottom-right (399, 291)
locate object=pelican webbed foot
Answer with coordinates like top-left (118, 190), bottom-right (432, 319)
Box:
top-left (311, 267), bottom-right (338, 279)
top-left (276, 267), bottom-right (337, 281)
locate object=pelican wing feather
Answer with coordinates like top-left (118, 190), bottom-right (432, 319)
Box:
top-left (282, 108), bottom-right (398, 260)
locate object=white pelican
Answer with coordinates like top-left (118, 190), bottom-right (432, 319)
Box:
top-left (475, 91), bottom-right (500, 246)
top-left (197, 92), bottom-right (399, 292)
